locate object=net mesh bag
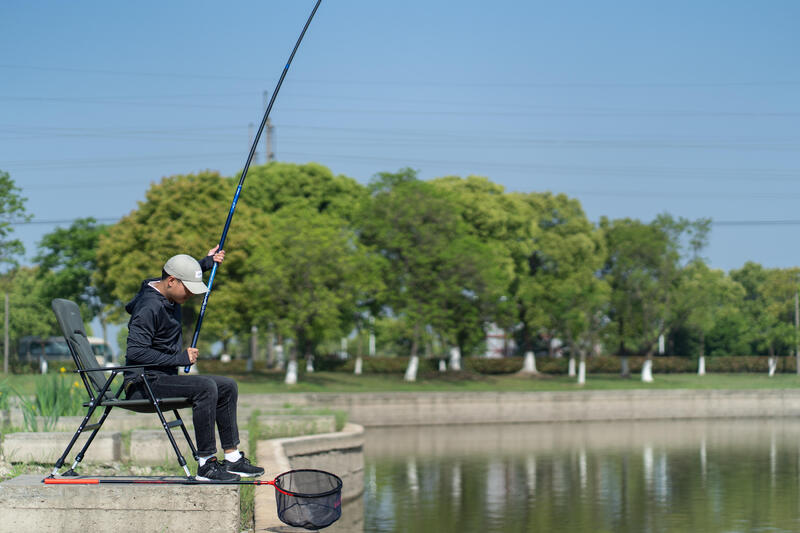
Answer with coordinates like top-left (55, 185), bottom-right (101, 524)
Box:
top-left (274, 469), bottom-right (343, 530)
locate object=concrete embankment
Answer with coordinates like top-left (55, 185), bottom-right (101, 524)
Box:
top-left (241, 388), bottom-right (800, 427)
top-left (255, 423), bottom-right (365, 532)
top-left (0, 474), bottom-right (240, 532)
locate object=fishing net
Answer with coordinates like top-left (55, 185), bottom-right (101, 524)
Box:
top-left (274, 469), bottom-right (343, 530)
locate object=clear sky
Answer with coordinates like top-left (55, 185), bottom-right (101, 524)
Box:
top-left (2, 0), bottom-right (799, 273)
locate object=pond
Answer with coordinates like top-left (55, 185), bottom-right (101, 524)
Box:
top-left (362, 419), bottom-right (800, 532)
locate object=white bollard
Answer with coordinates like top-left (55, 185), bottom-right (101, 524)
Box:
top-left (522, 351), bottom-right (538, 373)
top-left (449, 347), bottom-right (461, 371)
top-left (641, 359), bottom-right (654, 382)
top-left (285, 360), bottom-right (298, 385)
top-left (404, 355), bottom-right (419, 382)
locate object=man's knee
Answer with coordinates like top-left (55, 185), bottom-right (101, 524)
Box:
top-left (194, 376), bottom-right (219, 402)
top-left (216, 376), bottom-right (238, 399)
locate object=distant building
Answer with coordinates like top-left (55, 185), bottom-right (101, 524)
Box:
top-left (485, 323), bottom-right (513, 358)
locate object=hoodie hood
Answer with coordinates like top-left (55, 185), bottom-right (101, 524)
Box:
top-left (125, 278), bottom-right (170, 315)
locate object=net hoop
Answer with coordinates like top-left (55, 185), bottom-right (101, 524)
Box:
top-left (274, 468), bottom-right (343, 498)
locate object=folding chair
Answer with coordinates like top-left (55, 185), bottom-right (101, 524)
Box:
top-left (48, 298), bottom-right (198, 478)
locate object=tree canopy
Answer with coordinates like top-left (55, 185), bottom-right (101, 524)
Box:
top-left (5, 162), bottom-right (797, 366)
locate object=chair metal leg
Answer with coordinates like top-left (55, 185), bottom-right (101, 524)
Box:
top-left (65, 405), bottom-right (114, 474)
top-left (173, 409), bottom-right (198, 461)
top-left (49, 402), bottom-right (105, 477)
top-left (142, 376), bottom-right (192, 477)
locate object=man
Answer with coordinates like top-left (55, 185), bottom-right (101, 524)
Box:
top-left (124, 246), bottom-right (264, 482)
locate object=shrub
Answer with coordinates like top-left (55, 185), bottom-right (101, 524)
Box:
top-left (15, 373), bottom-right (87, 431)
top-left (464, 357), bottom-right (523, 374)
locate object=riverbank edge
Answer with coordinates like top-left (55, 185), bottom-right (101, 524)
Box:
top-left (241, 388), bottom-right (800, 427)
top-left (254, 423), bottom-right (365, 532)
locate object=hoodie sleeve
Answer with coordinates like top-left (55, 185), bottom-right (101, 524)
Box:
top-left (126, 305), bottom-right (191, 367)
top-left (199, 255), bottom-right (215, 272)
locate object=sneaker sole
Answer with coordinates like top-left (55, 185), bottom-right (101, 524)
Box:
top-left (227, 470), bottom-right (265, 478)
top-left (195, 474), bottom-right (241, 482)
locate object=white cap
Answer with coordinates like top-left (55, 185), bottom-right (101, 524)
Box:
top-left (163, 254), bottom-right (208, 295)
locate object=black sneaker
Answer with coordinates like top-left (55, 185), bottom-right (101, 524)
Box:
top-left (223, 453), bottom-right (265, 477)
top-left (197, 456), bottom-right (241, 482)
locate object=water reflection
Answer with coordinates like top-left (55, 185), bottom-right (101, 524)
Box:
top-left (363, 420), bottom-right (800, 533)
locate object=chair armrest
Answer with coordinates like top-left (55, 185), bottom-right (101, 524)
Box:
top-left (76, 363), bottom-right (163, 373)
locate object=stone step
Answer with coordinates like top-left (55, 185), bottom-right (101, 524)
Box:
top-left (4, 408), bottom-right (249, 432)
top-left (129, 429), bottom-right (250, 465)
top-left (2, 431), bottom-right (121, 463)
top-left (0, 474), bottom-right (240, 533)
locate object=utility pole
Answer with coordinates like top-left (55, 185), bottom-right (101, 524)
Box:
top-left (3, 292), bottom-right (8, 375)
top-left (795, 275), bottom-right (799, 375)
top-left (263, 91), bottom-right (274, 163)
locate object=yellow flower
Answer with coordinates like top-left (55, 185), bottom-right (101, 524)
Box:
top-left (73, 381), bottom-right (81, 388)
top-left (60, 367), bottom-right (66, 373)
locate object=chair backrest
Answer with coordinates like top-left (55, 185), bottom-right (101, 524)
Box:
top-left (51, 298), bottom-right (109, 398)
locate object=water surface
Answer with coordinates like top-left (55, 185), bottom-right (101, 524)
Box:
top-left (363, 419), bottom-right (800, 532)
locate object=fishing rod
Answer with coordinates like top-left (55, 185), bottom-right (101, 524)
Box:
top-left (185, 0), bottom-right (323, 372)
top-left (43, 476), bottom-right (299, 496)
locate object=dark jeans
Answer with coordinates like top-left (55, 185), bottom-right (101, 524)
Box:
top-left (128, 373), bottom-right (240, 456)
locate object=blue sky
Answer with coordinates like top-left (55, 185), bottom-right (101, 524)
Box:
top-left (2, 0), bottom-right (799, 273)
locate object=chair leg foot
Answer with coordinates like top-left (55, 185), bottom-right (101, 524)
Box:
top-left (62, 468), bottom-right (79, 477)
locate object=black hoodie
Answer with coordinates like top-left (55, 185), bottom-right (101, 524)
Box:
top-left (124, 255), bottom-right (213, 381)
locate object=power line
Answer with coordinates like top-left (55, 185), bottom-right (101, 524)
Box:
top-left (4, 95), bottom-right (799, 119)
top-left (3, 63), bottom-right (799, 89)
top-left (12, 215), bottom-right (800, 228)
top-left (712, 220), bottom-right (800, 226)
top-left (12, 217), bottom-right (119, 225)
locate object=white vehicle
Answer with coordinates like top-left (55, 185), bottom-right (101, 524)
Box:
top-left (87, 337), bottom-right (115, 366)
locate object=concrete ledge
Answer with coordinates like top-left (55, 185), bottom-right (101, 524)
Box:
top-left (0, 474), bottom-right (239, 533)
top-left (255, 423), bottom-right (364, 532)
top-left (5, 412), bottom-right (171, 432)
top-left (257, 414), bottom-right (336, 436)
top-left (4, 408), bottom-right (250, 433)
top-left (130, 429), bottom-right (249, 465)
top-left (2, 431), bottom-right (121, 463)
top-left (365, 418), bottom-right (800, 458)
top-left (298, 389), bottom-right (800, 426)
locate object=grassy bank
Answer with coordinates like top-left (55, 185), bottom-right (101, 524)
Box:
top-left (4, 370), bottom-right (800, 396)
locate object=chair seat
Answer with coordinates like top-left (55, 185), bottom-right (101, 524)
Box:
top-left (89, 397), bottom-right (193, 413)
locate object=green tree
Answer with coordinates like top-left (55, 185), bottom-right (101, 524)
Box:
top-left (677, 261), bottom-right (746, 365)
top-left (1, 266), bottom-right (58, 351)
top-left (430, 176), bottom-right (534, 354)
top-left (0, 170), bottom-right (32, 269)
top-left (35, 218), bottom-right (111, 335)
top-left (247, 206), bottom-right (382, 366)
top-left (239, 161), bottom-right (368, 223)
top-left (601, 214), bottom-right (710, 380)
top-left (728, 262), bottom-right (798, 358)
top-left (518, 192), bottom-right (608, 376)
top-left (359, 170), bottom-right (510, 375)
